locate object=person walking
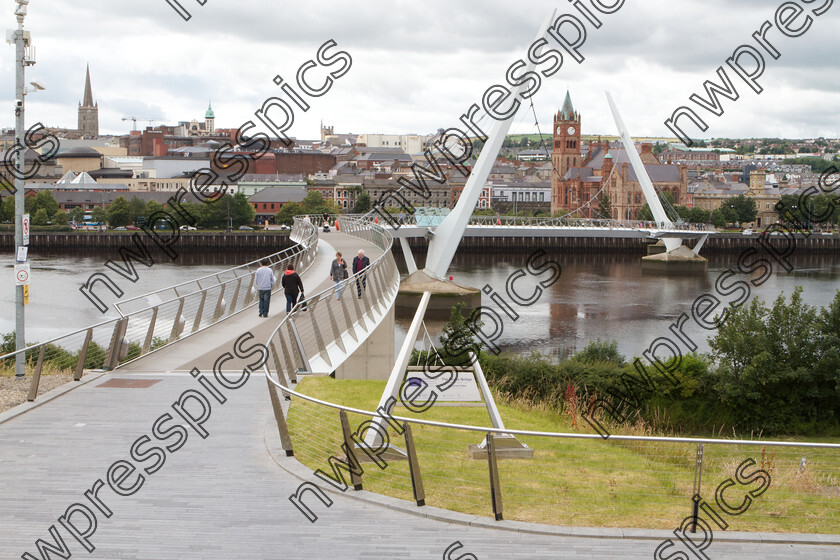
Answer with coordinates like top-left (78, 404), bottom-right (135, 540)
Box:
top-left (352, 249), bottom-right (370, 298)
top-left (255, 259), bottom-right (275, 317)
top-left (330, 252), bottom-right (348, 300)
top-left (281, 263), bottom-right (304, 313)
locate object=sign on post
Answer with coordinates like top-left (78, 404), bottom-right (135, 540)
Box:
top-left (14, 262), bottom-right (30, 286)
top-left (22, 213), bottom-right (30, 246)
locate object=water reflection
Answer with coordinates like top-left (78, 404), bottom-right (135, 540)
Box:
top-left (396, 250), bottom-right (840, 362)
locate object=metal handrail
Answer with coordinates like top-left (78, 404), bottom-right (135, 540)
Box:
top-left (263, 214), bottom-right (397, 375)
top-left (1, 217), bottom-right (319, 404)
top-left (266, 378), bottom-right (840, 450)
top-left (282, 216), bottom-right (393, 310)
top-left (114, 227), bottom-right (309, 314)
top-left (358, 212), bottom-right (717, 233)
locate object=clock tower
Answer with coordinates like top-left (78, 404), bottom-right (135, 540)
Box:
top-left (551, 90), bottom-right (581, 214)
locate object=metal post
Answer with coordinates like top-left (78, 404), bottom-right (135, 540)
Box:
top-left (340, 410), bottom-right (363, 491)
top-left (690, 443), bottom-right (704, 533)
top-left (487, 433), bottom-right (503, 521)
top-left (12, 13), bottom-right (27, 378)
top-left (27, 345), bottom-right (45, 401)
top-left (265, 376), bottom-right (294, 456)
top-left (403, 423), bottom-right (425, 506)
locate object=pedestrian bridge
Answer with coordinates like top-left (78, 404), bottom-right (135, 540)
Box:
top-left (382, 214), bottom-right (716, 241)
top-left (2, 214), bottom-right (840, 558)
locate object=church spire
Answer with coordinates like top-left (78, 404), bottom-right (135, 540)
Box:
top-left (560, 89), bottom-right (575, 120)
top-left (82, 64), bottom-right (95, 107)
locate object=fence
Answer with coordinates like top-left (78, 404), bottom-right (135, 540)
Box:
top-left (264, 215), bottom-right (399, 380)
top-left (1, 218), bottom-right (319, 405)
top-left (350, 212), bottom-right (715, 233)
top-left (266, 383), bottom-right (840, 535)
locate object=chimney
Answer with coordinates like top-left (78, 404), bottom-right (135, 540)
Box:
top-left (641, 143), bottom-right (653, 155)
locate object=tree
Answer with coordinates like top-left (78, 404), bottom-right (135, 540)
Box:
top-left (91, 206), bottom-right (107, 224)
top-left (230, 192), bottom-right (255, 227)
top-left (710, 208), bottom-right (728, 228)
top-left (145, 200), bottom-right (165, 216)
top-left (128, 197), bottom-right (146, 223)
top-left (636, 191), bottom-right (674, 221)
top-left (107, 196), bottom-right (132, 227)
top-left (728, 195), bottom-right (757, 225)
top-left (275, 202), bottom-right (300, 226)
top-left (31, 190), bottom-right (59, 219)
top-left (354, 192), bottom-right (372, 214)
top-left (299, 191), bottom-right (328, 214)
top-left (0, 196), bottom-right (13, 222)
top-left (68, 207), bottom-right (85, 223)
top-left (708, 288), bottom-right (839, 432)
top-left (31, 208), bottom-right (49, 225)
top-left (687, 206), bottom-right (710, 224)
top-left (52, 210), bottom-right (69, 226)
top-left (596, 193), bottom-right (612, 219)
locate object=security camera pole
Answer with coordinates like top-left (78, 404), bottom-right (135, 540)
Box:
top-left (10, 0), bottom-right (35, 378)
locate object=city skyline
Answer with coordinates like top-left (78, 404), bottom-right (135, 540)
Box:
top-left (1, 0), bottom-right (838, 140)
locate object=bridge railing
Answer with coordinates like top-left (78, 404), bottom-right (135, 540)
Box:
top-left (358, 212), bottom-right (715, 232)
top-left (264, 215), bottom-right (399, 381)
top-left (267, 382), bottom-right (840, 535)
top-left (1, 218), bottom-right (319, 406)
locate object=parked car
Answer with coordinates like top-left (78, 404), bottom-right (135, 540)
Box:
top-left (742, 229), bottom-right (753, 235)
top-left (126, 225), bottom-right (140, 230)
top-left (279, 224), bottom-right (290, 230)
top-left (238, 225), bottom-right (254, 230)
top-left (114, 226), bottom-right (126, 231)
top-left (179, 225), bottom-right (197, 231)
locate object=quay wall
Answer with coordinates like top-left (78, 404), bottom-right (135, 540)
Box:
top-left (1, 232), bottom-right (838, 254)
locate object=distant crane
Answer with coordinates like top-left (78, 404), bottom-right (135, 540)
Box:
top-left (122, 116), bottom-right (165, 131)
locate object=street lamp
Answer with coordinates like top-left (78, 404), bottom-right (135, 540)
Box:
top-left (8, 0), bottom-right (39, 378)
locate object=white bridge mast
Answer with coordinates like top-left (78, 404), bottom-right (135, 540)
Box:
top-left (367, 10), bottom-right (557, 444)
top-left (605, 91), bottom-right (682, 254)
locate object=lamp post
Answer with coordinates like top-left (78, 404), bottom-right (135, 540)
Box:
top-left (9, 0), bottom-right (38, 378)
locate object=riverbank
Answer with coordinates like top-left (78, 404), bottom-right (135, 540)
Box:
top-left (0, 231), bottom-right (294, 251)
top-left (2, 231), bottom-right (838, 253)
top-left (394, 232), bottom-right (840, 254)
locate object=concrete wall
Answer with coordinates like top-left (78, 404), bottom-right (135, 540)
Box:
top-left (335, 306), bottom-right (394, 380)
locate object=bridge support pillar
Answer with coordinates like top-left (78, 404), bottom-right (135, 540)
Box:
top-left (335, 306), bottom-right (395, 380)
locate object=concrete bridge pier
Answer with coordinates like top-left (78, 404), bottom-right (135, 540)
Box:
top-left (641, 241), bottom-right (707, 271)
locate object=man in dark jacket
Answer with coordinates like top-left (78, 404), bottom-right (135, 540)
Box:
top-left (281, 263), bottom-right (304, 312)
top-left (352, 250), bottom-right (370, 298)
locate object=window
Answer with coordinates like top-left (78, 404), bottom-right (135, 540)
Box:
top-left (635, 194), bottom-right (641, 204)
top-left (766, 202), bottom-right (770, 209)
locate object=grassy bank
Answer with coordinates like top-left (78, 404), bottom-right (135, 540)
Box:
top-left (286, 377), bottom-right (840, 533)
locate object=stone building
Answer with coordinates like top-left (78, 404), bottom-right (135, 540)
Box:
top-left (550, 91), bottom-right (687, 219)
top-left (77, 65), bottom-right (99, 138)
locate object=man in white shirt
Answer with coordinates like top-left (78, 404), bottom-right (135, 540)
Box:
top-left (255, 259), bottom-right (275, 317)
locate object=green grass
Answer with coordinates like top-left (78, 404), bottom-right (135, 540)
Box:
top-left (286, 377), bottom-right (840, 533)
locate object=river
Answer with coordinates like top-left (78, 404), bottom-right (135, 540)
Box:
top-left (2, 248), bottom-right (839, 362)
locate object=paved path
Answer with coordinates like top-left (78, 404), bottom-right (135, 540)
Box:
top-left (1, 233), bottom-right (838, 559)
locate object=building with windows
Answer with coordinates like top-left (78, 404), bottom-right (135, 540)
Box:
top-left (248, 187), bottom-right (307, 224)
top-left (550, 90), bottom-right (687, 219)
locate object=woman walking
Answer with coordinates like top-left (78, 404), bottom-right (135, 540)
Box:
top-left (281, 263), bottom-right (304, 313)
top-left (330, 252), bottom-right (348, 300)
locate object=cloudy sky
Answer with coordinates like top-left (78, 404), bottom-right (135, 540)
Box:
top-left (1, 0), bottom-right (838, 141)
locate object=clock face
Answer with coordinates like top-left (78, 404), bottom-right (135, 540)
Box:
top-left (567, 126), bottom-right (576, 135)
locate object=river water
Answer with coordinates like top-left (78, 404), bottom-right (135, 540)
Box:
top-left (2, 248), bottom-right (839, 362)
